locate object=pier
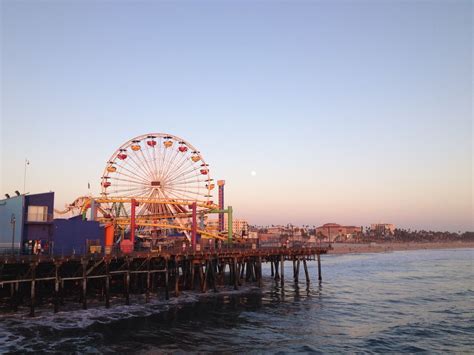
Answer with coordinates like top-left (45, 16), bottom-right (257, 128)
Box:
top-left (0, 245), bottom-right (330, 316)
top-left (0, 132), bottom-right (332, 317)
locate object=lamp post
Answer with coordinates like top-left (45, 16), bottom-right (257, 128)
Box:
top-left (10, 214), bottom-right (16, 255)
top-left (23, 159), bottom-right (29, 194)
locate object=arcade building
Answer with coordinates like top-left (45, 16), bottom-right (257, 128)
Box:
top-left (0, 192), bottom-right (103, 255)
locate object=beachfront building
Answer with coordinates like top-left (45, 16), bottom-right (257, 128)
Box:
top-left (370, 223), bottom-right (396, 236)
top-left (232, 219), bottom-right (249, 236)
top-left (245, 231), bottom-right (258, 240)
top-left (207, 217), bottom-right (249, 236)
top-left (267, 226), bottom-right (286, 235)
top-left (206, 218), bottom-right (219, 231)
top-left (315, 223), bottom-right (363, 241)
top-left (258, 233), bottom-right (282, 247)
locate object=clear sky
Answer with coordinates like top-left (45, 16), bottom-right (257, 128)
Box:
top-left (1, 0), bottom-right (472, 231)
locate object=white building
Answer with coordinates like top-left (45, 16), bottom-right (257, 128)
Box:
top-left (246, 231), bottom-right (258, 240)
top-left (371, 223), bottom-right (396, 235)
top-left (267, 226), bottom-right (285, 235)
top-left (207, 217), bottom-right (249, 236)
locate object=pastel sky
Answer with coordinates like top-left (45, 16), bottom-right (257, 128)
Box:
top-left (1, 1), bottom-right (472, 231)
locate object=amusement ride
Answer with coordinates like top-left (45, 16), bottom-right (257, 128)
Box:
top-left (56, 133), bottom-right (234, 252)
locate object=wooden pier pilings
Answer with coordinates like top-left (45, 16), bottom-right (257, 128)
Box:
top-left (0, 246), bottom-right (329, 316)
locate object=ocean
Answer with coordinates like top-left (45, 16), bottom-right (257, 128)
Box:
top-left (1, 248), bottom-right (472, 353)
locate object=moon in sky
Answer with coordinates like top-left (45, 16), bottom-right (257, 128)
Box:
top-left (251, 170), bottom-right (257, 176)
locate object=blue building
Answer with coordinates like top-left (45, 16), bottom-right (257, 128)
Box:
top-left (54, 216), bottom-right (104, 256)
top-left (0, 194), bottom-right (24, 253)
top-left (23, 192), bottom-right (55, 254)
top-left (0, 192), bottom-right (104, 255)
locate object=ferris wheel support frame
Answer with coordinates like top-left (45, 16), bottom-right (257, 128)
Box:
top-left (191, 202), bottom-right (197, 251)
top-left (80, 196), bottom-right (235, 248)
top-left (131, 198), bottom-right (137, 244)
top-left (207, 206), bottom-right (233, 242)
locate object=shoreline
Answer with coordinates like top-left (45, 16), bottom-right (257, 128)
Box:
top-left (327, 241), bottom-right (474, 254)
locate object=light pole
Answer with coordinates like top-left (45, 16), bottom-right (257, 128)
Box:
top-left (23, 159), bottom-right (29, 194)
top-left (10, 214), bottom-right (16, 255)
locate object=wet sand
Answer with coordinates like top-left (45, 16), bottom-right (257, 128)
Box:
top-left (329, 241), bottom-right (474, 254)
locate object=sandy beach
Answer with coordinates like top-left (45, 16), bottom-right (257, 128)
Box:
top-left (328, 241), bottom-right (474, 254)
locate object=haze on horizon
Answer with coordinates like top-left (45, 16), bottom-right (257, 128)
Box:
top-left (1, 1), bottom-right (472, 232)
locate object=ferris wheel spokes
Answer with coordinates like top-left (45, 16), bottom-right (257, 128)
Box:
top-left (101, 133), bottom-right (213, 236)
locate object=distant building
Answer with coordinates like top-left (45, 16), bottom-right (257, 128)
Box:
top-left (206, 218), bottom-right (219, 231)
top-left (315, 223), bottom-right (362, 240)
top-left (232, 219), bottom-right (249, 236)
top-left (258, 233), bottom-right (281, 247)
top-left (246, 231), bottom-right (258, 240)
top-left (371, 223), bottom-right (395, 235)
top-left (267, 226), bottom-right (285, 235)
top-left (293, 228), bottom-right (303, 237)
top-left (207, 217), bottom-right (249, 236)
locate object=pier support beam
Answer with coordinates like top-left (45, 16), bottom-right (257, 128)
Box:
top-left (198, 263), bottom-right (205, 292)
top-left (164, 259), bottom-right (170, 300)
top-left (203, 261), bottom-right (210, 293)
top-left (280, 255), bottom-right (284, 289)
top-left (10, 282), bottom-right (18, 312)
top-left (125, 260), bottom-right (130, 305)
top-left (257, 256), bottom-right (262, 288)
top-left (210, 259), bottom-right (218, 292)
top-left (274, 260), bottom-right (280, 281)
top-left (29, 263), bottom-right (37, 317)
top-left (191, 262), bottom-right (195, 290)
top-left (105, 260), bottom-right (110, 308)
top-left (317, 253), bottom-right (322, 282)
top-left (294, 257), bottom-right (300, 288)
top-left (54, 262), bottom-right (60, 313)
top-left (235, 261), bottom-right (241, 286)
top-left (146, 259), bottom-right (151, 303)
top-left (303, 258), bottom-right (310, 286)
top-left (60, 279), bottom-right (64, 306)
top-left (233, 257), bottom-right (239, 290)
top-left (82, 259), bottom-right (88, 310)
top-left (245, 261), bottom-right (251, 282)
top-left (175, 260), bottom-right (180, 297)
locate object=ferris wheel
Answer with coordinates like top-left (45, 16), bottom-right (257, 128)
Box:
top-left (100, 133), bottom-right (215, 221)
